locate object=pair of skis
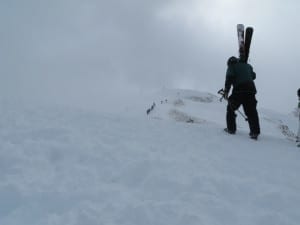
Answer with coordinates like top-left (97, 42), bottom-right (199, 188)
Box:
top-left (237, 24), bottom-right (253, 63)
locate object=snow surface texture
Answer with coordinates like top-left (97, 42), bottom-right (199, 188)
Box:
top-left (1, 89), bottom-right (300, 225)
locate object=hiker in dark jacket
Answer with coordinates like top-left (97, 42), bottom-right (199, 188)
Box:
top-left (223, 56), bottom-right (260, 139)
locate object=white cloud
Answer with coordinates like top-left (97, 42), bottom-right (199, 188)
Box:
top-left (0, 0), bottom-right (299, 112)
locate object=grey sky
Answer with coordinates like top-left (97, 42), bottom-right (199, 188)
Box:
top-left (1, 0), bottom-right (299, 113)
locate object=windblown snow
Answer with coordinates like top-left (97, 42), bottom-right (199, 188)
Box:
top-left (0, 89), bottom-right (300, 225)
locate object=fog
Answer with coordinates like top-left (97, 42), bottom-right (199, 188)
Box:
top-left (1, 0), bottom-right (299, 113)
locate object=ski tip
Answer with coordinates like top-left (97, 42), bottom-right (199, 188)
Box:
top-left (246, 27), bottom-right (254, 32)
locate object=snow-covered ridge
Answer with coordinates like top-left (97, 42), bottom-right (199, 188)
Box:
top-left (146, 89), bottom-right (299, 140)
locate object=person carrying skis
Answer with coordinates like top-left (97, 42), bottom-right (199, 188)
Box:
top-left (223, 56), bottom-right (260, 139)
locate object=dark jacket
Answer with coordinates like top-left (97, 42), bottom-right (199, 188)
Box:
top-left (225, 61), bottom-right (257, 94)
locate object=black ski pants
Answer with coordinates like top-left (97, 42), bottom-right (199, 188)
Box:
top-left (226, 92), bottom-right (260, 135)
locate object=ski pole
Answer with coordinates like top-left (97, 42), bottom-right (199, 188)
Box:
top-left (217, 89), bottom-right (248, 121)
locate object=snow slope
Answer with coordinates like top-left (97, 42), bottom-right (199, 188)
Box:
top-left (0, 89), bottom-right (300, 225)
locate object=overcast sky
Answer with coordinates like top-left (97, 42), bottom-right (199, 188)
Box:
top-left (1, 0), bottom-right (300, 113)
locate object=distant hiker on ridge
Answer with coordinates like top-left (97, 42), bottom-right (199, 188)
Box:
top-left (296, 88), bottom-right (300, 144)
top-left (222, 56), bottom-right (260, 140)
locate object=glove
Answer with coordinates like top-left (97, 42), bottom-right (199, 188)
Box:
top-left (223, 90), bottom-right (229, 100)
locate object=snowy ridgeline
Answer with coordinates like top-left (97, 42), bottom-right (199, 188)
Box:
top-left (1, 89), bottom-right (300, 225)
